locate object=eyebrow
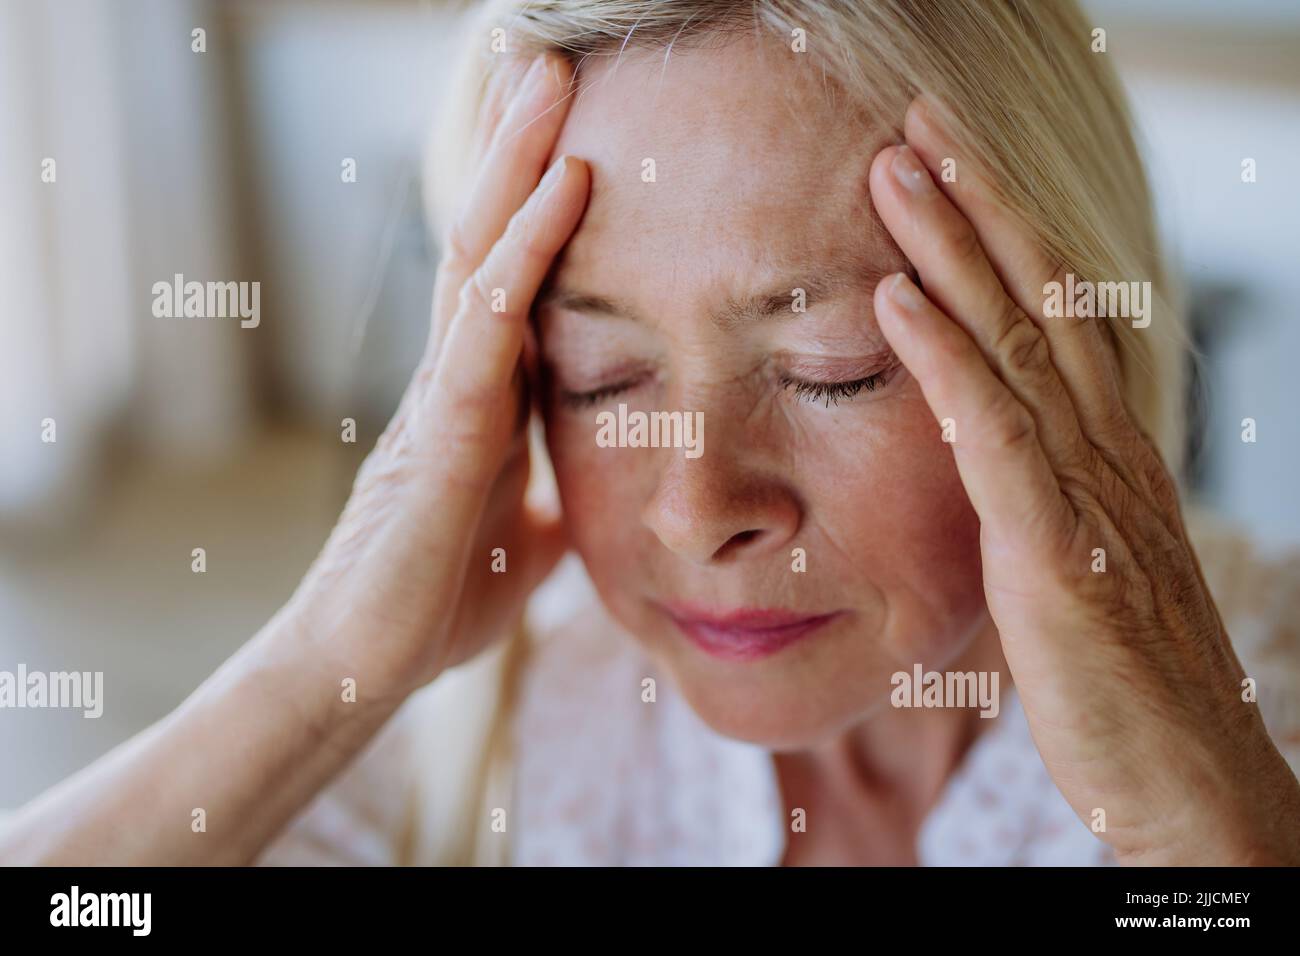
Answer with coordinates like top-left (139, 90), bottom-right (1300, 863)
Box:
top-left (536, 255), bottom-right (893, 331)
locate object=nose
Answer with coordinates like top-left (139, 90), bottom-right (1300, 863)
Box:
top-left (641, 446), bottom-right (801, 566)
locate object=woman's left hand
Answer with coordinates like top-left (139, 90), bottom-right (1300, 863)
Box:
top-left (868, 96), bottom-right (1300, 865)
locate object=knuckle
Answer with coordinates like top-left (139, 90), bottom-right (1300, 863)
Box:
top-left (942, 216), bottom-right (984, 267)
top-left (1093, 397), bottom-right (1137, 447)
top-left (988, 388), bottom-right (1037, 451)
top-left (1039, 264), bottom-right (1072, 320)
top-left (504, 206), bottom-right (552, 264)
top-left (443, 217), bottom-right (479, 272)
top-left (434, 404), bottom-right (512, 477)
top-left (1057, 439), bottom-right (1100, 487)
top-left (459, 266), bottom-right (506, 319)
top-left (1096, 412), bottom-right (1176, 508)
top-left (441, 414), bottom-right (497, 455)
top-left (502, 205), bottom-right (529, 244)
top-left (999, 412), bottom-right (1038, 454)
top-left (996, 309), bottom-right (1053, 379)
top-left (404, 360), bottom-right (437, 403)
top-left (1053, 527), bottom-right (1107, 591)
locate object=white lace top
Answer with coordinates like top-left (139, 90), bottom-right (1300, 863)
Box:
top-left (257, 513), bottom-right (1300, 866)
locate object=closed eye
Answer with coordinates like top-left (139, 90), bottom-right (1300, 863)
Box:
top-left (778, 371), bottom-right (891, 407)
top-left (556, 365), bottom-right (898, 410)
top-left (561, 381), bottom-right (637, 409)
top-left (557, 369), bottom-right (654, 409)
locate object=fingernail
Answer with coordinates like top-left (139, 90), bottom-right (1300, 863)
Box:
top-left (539, 155), bottom-right (569, 195)
top-left (887, 273), bottom-right (925, 312)
top-left (891, 145), bottom-right (934, 195)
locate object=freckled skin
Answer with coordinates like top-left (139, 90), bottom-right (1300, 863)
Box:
top-left (537, 37), bottom-right (988, 748)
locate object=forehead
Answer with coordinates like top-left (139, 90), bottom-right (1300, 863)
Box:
top-left (547, 35), bottom-right (896, 293)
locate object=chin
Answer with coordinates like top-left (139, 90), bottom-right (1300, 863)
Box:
top-left (668, 668), bottom-right (894, 750)
top-left (627, 605), bottom-right (988, 750)
top-left (644, 633), bottom-right (898, 750)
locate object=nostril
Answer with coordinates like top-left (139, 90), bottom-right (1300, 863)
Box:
top-left (715, 528), bottom-right (762, 560)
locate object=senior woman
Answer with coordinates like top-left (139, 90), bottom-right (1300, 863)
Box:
top-left (3, 0), bottom-right (1300, 866)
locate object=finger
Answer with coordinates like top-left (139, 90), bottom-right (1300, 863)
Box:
top-left (875, 272), bottom-right (1075, 552)
top-left (427, 60), bottom-right (537, 357)
top-left (421, 155), bottom-right (590, 531)
top-left (470, 55), bottom-right (538, 168)
top-left (869, 143), bottom-right (1090, 475)
top-left (902, 96), bottom-right (1132, 447)
top-left (432, 54), bottom-right (576, 346)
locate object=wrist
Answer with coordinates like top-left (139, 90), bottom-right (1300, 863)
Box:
top-left (1116, 757), bottom-right (1300, 866)
top-left (258, 597), bottom-right (427, 716)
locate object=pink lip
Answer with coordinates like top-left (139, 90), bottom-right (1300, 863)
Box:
top-left (660, 604), bottom-right (843, 662)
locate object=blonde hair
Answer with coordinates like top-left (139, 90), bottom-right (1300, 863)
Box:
top-left (412, 0), bottom-right (1187, 864)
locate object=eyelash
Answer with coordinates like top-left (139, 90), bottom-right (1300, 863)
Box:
top-left (777, 372), bottom-right (888, 407)
top-left (561, 382), bottom-right (634, 409)
top-left (560, 369), bottom-right (892, 409)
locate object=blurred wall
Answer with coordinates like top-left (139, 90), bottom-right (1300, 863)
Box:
top-left (1097, 13), bottom-right (1300, 546)
top-left (0, 0), bottom-right (460, 808)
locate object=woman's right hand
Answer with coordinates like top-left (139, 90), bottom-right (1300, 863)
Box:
top-left (286, 53), bottom-right (589, 696)
top-left (0, 53), bottom-right (588, 867)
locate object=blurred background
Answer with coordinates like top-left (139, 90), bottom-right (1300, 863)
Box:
top-left (1, 0), bottom-right (1298, 809)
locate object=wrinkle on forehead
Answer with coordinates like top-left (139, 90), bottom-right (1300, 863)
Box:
top-left (547, 33), bottom-right (903, 309)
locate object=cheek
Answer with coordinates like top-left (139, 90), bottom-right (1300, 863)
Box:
top-left (544, 410), bottom-right (649, 573)
top-left (799, 386), bottom-right (986, 659)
